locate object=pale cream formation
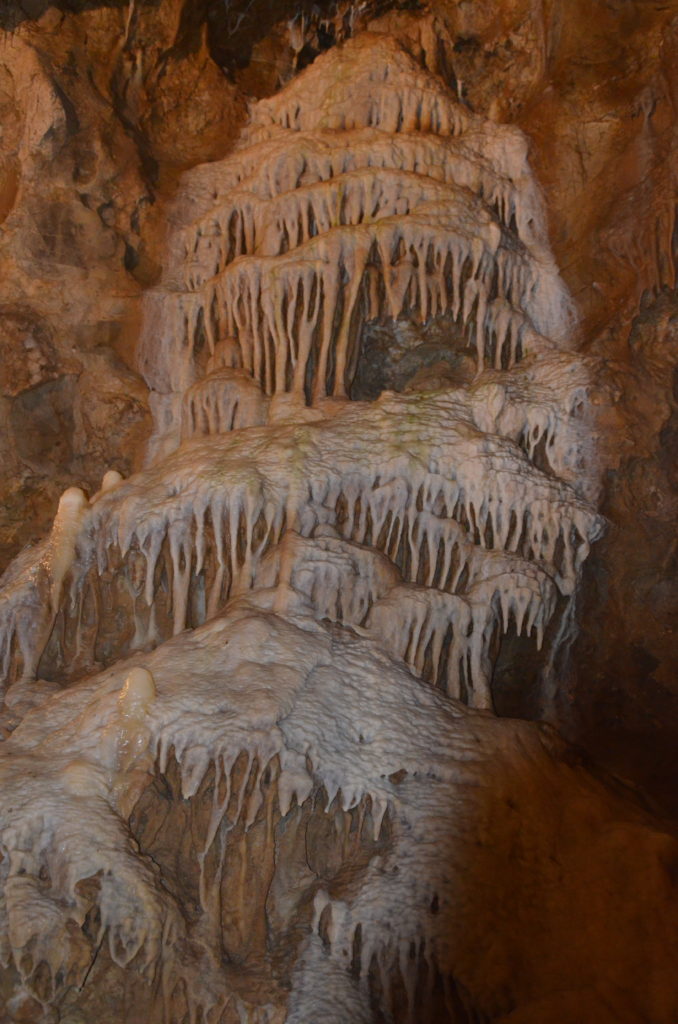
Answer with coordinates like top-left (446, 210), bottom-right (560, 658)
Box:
top-left (1, 25), bottom-right (673, 1024)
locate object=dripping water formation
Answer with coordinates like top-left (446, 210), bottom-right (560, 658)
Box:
top-left (0, 21), bottom-right (677, 1024)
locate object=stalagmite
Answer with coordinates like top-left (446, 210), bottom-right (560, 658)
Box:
top-left (99, 470), bottom-right (124, 494)
top-left (46, 487), bottom-right (89, 613)
top-left (119, 665), bottom-right (154, 703)
top-left (0, 486), bottom-right (88, 685)
top-left (1, 19), bottom-right (674, 1024)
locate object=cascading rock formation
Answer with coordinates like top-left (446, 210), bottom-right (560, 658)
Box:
top-left (0, 26), bottom-right (677, 1024)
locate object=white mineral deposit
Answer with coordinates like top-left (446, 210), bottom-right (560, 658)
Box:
top-left (0, 17), bottom-right (676, 1024)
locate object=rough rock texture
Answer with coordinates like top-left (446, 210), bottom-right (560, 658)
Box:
top-left (0, 1), bottom-right (677, 1021)
top-left (0, 0), bottom-right (245, 567)
top-left (569, 292), bottom-right (678, 813)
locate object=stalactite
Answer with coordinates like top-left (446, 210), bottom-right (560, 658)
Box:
top-left (139, 33), bottom-right (571, 444)
top-left (0, 385), bottom-right (601, 692)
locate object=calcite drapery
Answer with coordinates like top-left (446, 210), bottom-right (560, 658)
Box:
top-left (1, 24), bottom-right (675, 1024)
top-left (140, 32), bottom-right (574, 454)
top-left (0, 31), bottom-right (602, 707)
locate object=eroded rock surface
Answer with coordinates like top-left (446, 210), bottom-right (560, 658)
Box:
top-left (0, 0), bottom-right (246, 566)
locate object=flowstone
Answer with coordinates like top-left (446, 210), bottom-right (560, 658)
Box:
top-left (0, 25), bottom-right (677, 1024)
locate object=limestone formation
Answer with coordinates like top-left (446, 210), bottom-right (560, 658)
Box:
top-left (0, 6), bottom-right (677, 1024)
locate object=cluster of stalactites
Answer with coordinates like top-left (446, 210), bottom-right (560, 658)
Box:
top-left (1, 593), bottom-right (673, 1024)
top-left (181, 367), bottom-right (269, 441)
top-left (139, 30), bottom-right (571, 444)
top-left (176, 169), bottom-right (513, 288)
top-left (92, 391), bottom-right (598, 615)
top-left (0, 391), bottom-right (601, 698)
top-left (170, 126), bottom-right (541, 247)
top-left (0, 28), bottom-right (599, 729)
top-left (0, 600), bottom-right (483, 1018)
top-left (240, 32), bottom-right (471, 145)
top-left (254, 529), bottom-right (557, 707)
top-left (145, 208), bottom-right (561, 407)
top-left (0, 25), bottom-right (612, 1024)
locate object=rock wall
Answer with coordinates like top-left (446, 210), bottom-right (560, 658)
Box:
top-left (0, 0), bottom-right (245, 568)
